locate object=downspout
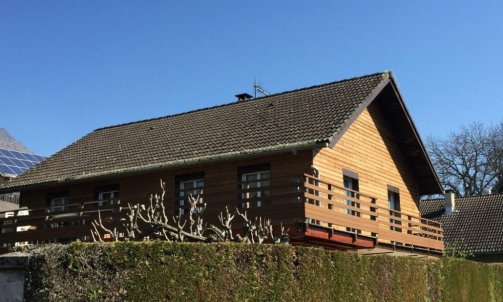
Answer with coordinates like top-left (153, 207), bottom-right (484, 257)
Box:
top-left (310, 165), bottom-right (321, 206)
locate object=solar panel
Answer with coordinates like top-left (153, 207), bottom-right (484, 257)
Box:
top-left (0, 165), bottom-right (14, 175)
top-left (0, 149), bottom-right (12, 157)
top-left (1, 157), bottom-right (15, 166)
top-left (0, 148), bottom-right (46, 177)
top-left (9, 158), bottom-right (25, 168)
top-left (23, 161), bottom-right (35, 168)
top-left (20, 152), bottom-right (37, 162)
top-left (8, 166), bottom-right (23, 175)
top-left (10, 151), bottom-right (28, 160)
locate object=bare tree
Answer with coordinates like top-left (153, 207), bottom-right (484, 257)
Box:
top-left (488, 122), bottom-right (503, 193)
top-left (91, 180), bottom-right (290, 244)
top-left (427, 122), bottom-right (502, 197)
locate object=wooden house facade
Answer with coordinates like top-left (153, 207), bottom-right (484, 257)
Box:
top-left (0, 72), bottom-right (444, 256)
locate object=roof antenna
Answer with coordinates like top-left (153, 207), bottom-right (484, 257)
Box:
top-left (254, 77), bottom-right (270, 98)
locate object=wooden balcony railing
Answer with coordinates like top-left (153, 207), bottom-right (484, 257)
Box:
top-left (0, 175), bottom-right (443, 252)
top-left (0, 200), bottom-right (121, 245)
top-left (303, 174), bottom-right (444, 251)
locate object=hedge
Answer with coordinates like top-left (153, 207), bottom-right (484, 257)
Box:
top-left (22, 242), bottom-right (503, 302)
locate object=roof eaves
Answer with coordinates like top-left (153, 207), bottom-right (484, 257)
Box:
top-left (386, 74), bottom-right (444, 194)
top-left (0, 139), bottom-right (325, 193)
top-left (472, 250), bottom-right (503, 255)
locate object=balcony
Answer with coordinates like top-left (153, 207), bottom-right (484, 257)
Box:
top-left (0, 201), bottom-right (120, 247)
top-left (0, 175), bottom-right (443, 253)
top-left (303, 174), bottom-right (444, 252)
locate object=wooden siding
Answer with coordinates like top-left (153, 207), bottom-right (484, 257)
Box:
top-left (18, 150), bottom-right (312, 228)
top-left (313, 102), bottom-right (420, 215)
top-left (302, 173), bottom-right (443, 251)
top-left (311, 101), bottom-right (426, 247)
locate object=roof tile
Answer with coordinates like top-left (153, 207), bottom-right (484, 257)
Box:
top-left (420, 193), bottom-right (503, 254)
top-left (1, 72), bottom-right (388, 190)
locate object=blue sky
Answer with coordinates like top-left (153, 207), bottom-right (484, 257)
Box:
top-left (1, 1), bottom-right (502, 156)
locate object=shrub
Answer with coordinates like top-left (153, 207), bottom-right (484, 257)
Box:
top-left (23, 242), bottom-right (503, 302)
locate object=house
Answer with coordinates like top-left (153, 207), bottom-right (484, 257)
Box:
top-left (420, 191), bottom-right (503, 262)
top-left (0, 129), bottom-right (46, 205)
top-left (0, 72), bottom-right (444, 256)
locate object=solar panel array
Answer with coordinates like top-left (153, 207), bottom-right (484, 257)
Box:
top-left (0, 148), bottom-right (45, 177)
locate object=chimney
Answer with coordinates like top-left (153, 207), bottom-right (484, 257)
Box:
top-left (235, 93), bottom-right (253, 101)
top-left (445, 189), bottom-right (456, 214)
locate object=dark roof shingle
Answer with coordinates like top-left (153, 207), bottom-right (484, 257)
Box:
top-left (420, 194), bottom-right (503, 254)
top-left (1, 72), bottom-right (389, 191)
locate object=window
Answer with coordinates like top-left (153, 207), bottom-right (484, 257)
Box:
top-left (388, 190), bottom-right (400, 211)
top-left (47, 192), bottom-right (69, 213)
top-left (176, 173), bottom-right (204, 216)
top-left (98, 190), bottom-right (119, 207)
top-left (343, 171), bottom-right (360, 217)
top-left (98, 190), bottom-right (119, 206)
top-left (343, 170), bottom-right (361, 234)
top-left (50, 197), bottom-right (67, 212)
top-left (47, 193), bottom-right (69, 228)
top-left (95, 185), bottom-right (120, 207)
top-left (238, 164), bottom-right (270, 209)
top-left (388, 186), bottom-right (402, 232)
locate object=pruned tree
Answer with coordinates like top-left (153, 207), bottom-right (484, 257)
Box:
top-left (91, 179), bottom-right (290, 244)
top-left (234, 208), bottom-right (289, 244)
top-left (90, 210), bottom-right (119, 242)
top-left (208, 206), bottom-right (235, 242)
top-left (427, 122), bottom-right (503, 197)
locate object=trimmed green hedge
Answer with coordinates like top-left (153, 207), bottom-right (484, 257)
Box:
top-left (23, 242), bottom-right (503, 301)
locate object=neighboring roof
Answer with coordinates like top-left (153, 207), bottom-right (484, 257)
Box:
top-left (420, 194), bottom-right (503, 255)
top-left (0, 71), bottom-right (441, 194)
top-left (0, 148), bottom-right (46, 178)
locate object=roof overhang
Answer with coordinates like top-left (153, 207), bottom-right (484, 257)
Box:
top-left (327, 72), bottom-right (443, 196)
top-left (0, 139), bottom-right (325, 193)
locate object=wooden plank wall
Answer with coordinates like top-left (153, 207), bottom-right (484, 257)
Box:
top-left (18, 150), bottom-right (313, 227)
top-left (312, 101), bottom-right (421, 219)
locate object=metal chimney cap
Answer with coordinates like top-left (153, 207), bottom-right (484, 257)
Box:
top-left (235, 93), bottom-right (253, 101)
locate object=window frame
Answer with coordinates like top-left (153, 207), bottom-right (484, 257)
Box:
top-left (46, 192), bottom-right (69, 213)
top-left (387, 185), bottom-right (402, 232)
top-left (95, 184), bottom-right (120, 207)
top-left (238, 164), bottom-right (271, 209)
top-left (343, 171), bottom-right (360, 216)
top-left (175, 173), bottom-right (205, 216)
top-left (342, 170), bottom-right (361, 234)
top-left (387, 185), bottom-right (400, 210)
top-left (97, 190), bottom-right (119, 207)
top-left (50, 196), bottom-right (68, 213)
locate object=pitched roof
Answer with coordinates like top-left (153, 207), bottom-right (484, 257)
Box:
top-left (420, 194), bottom-right (503, 255)
top-left (0, 71), bottom-right (441, 194)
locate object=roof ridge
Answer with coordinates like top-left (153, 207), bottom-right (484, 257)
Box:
top-left (422, 192), bottom-right (503, 202)
top-left (95, 71), bottom-right (388, 131)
